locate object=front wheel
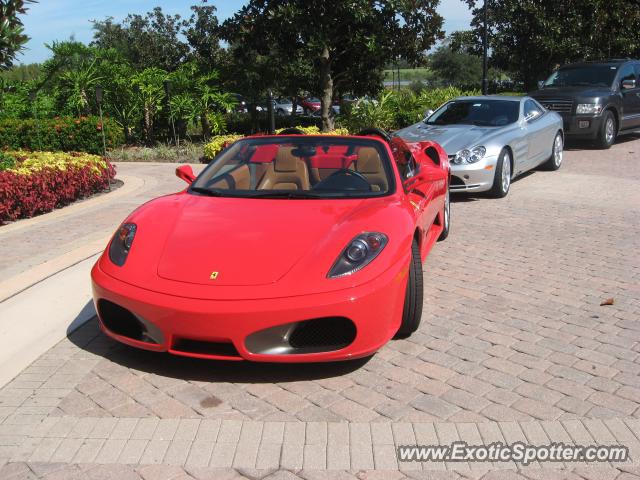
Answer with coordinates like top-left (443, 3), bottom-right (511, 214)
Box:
top-left (396, 239), bottom-right (424, 338)
top-left (489, 148), bottom-right (512, 198)
top-left (542, 131), bottom-right (563, 171)
top-left (437, 188), bottom-right (450, 241)
top-left (596, 111), bottom-right (616, 149)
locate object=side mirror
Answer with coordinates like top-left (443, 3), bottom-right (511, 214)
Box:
top-left (537, 80), bottom-right (544, 89)
top-left (423, 109), bottom-right (434, 121)
top-left (622, 79), bottom-right (636, 90)
top-left (176, 165), bottom-right (196, 184)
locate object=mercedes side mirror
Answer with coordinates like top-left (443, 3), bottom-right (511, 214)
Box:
top-left (176, 165), bottom-right (196, 184)
top-left (537, 80), bottom-right (544, 89)
top-left (622, 79), bottom-right (636, 90)
top-left (423, 109), bottom-right (434, 122)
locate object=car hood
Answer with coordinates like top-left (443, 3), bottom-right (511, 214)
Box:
top-left (395, 123), bottom-right (501, 155)
top-left (156, 195), bottom-right (366, 287)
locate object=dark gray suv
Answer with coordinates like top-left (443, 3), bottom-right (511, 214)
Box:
top-left (530, 59), bottom-right (640, 149)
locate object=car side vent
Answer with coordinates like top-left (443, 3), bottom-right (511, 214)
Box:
top-left (425, 146), bottom-right (440, 165)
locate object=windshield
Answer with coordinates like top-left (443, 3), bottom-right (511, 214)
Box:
top-left (427, 99), bottom-right (520, 127)
top-left (191, 136), bottom-right (394, 199)
top-left (543, 65), bottom-right (618, 88)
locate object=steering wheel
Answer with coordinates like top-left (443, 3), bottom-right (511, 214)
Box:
top-left (313, 168), bottom-right (371, 192)
top-left (357, 127), bottom-right (391, 143)
top-left (335, 168), bottom-right (368, 182)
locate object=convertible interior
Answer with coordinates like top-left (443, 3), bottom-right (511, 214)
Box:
top-left (206, 143), bottom-right (390, 194)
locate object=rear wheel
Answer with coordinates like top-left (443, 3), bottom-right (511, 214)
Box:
top-left (489, 148), bottom-right (511, 198)
top-left (437, 188), bottom-right (450, 241)
top-left (396, 239), bottom-right (424, 338)
top-left (596, 111), bottom-right (616, 149)
top-left (541, 131), bottom-right (563, 170)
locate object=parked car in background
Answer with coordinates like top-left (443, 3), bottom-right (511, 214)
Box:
top-left (255, 98), bottom-right (303, 116)
top-left (299, 97), bottom-right (321, 114)
top-left (530, 59), bottom-right (640, 149)
top-left (395, 96), bottom-right (564, 198)
top-left (230, 93), bottom-right (247, 113)
top-left (299, 97), bottom-right (343, 115)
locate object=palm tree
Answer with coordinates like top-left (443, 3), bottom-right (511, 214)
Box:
top-left (58, 58), bottom-right (102, 115)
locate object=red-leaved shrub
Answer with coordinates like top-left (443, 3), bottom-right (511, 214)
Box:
top-left (0, 161), bottom-right (116, 224)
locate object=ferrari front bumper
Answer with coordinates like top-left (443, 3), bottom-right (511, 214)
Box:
top-left (91, 260), bottom-right (408, 362)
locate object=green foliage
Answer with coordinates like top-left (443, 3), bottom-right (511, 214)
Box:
top-left (344, 87), bottom-right (481, 132)
top-left (0, 79), bottom-right (55, 119)
top-left (222, 0), bottom-right (445, 131)
top-left (0, 116), bottom-right (124, 153)
top-left (465, 0), bottom-right (640, 90)
top-left (0, 151), bottom-right (15, 170)
top-left (0, 0), bottom-right (37, 69)
top-left (203, 134), bottom-right (244, 160)
top-left (0, 63), bottom-right (40, 81)
top-left (223, 112), bottom-right (320, 135)
top-left (429, 45), bottom-right (483, 88)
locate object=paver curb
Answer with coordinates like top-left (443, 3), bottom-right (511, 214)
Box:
top-left (0, 237), bottom-right (109, 303)
top-left (3, 417), bottom-right (639, 471)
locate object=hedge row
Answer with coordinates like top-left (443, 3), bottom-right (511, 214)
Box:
top-left (0, 151), bottom-right (116, 224)
top-left (202, 126), bottom-right (351, 160)
top-left (0, 116), bottom-right (124, 154)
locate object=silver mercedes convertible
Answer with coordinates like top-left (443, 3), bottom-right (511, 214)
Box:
top-left (395, 96), bottom-right (564, 198)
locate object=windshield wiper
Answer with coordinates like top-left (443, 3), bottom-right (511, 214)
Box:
top-left (190, 187), bottom-right (226, 197)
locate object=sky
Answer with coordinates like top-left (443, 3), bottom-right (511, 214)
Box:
top-left (19, 0), bottom-right (473, 65)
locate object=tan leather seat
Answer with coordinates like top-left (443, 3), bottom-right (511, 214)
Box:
top-left (258, 147), bottom-right (310, 191)
top-left (356, 147), bottom-right (388, 192)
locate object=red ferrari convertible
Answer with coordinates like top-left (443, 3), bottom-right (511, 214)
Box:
top-left (91, 130), bottom-right (451, 362)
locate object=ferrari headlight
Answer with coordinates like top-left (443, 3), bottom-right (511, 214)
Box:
top-left (109, 223), bottom-right (137, 266)
top-left (576, 103), bottom-right (602, 115)
top-left (454, 146), bottom-right (486, 164)
top-left (328, 232), bottom-right (388, 278)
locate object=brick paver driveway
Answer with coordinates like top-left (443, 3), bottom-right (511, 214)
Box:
top-left (1, 135), bottom-right (639, 479)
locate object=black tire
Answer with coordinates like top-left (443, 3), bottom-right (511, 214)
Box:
top-left (541, 131), bottom-right (563, 171)
top-left (596, 110), bottom-right (617, 149)
top-left (437, 188), bottom-right (450, 242)
top-left (396, 239), bottom-right (424, 338)
top-left (489, 148), bottom-right (512, 198)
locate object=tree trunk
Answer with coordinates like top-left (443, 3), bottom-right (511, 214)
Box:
top-left (201, 112), bottom-right (210, 141)
top-left (143, 105), bottom-right (154, 145)
top-left (319, 45), bottom-right (334, 132)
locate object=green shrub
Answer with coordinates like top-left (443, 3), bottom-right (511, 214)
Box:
top-left (344, 87), bottom-right (481, 132)
top-left (0, 116), bottom-right (124, 154)
top-left (225, 112), bottom-right (320, 135)
top-left (0, 151), bottom-right (15, 170)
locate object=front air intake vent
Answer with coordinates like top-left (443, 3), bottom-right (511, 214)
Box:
top-left (289, 317), bottom-right (357, 349)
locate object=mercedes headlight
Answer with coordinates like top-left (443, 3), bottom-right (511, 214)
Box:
top-left (576, 103), bottom-right (602, 115)
top-left (109, 223), bottom-right (137, 266)
top-left (328, 232), bottom-right (388, 278)
top-left (453, 146), bottom-right (486, 164)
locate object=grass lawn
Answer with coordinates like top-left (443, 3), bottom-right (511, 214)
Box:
top-left (383, 68), bottom-right (431, 82)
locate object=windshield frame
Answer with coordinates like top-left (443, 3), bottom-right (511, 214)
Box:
top-left (542, 64), bottom-right (619, 89)
top-left (425, 99), bottom-right (521, 127)
top-left (190, 135), bottom-right (397, 200)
